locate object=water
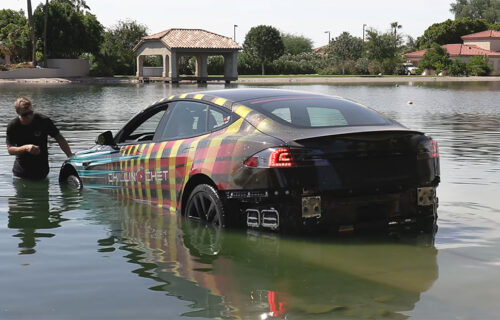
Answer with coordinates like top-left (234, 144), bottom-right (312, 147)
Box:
top-left (0, 82), bottom-right (499, 319)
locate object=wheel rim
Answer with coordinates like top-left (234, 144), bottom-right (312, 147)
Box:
top-left (187, 191), bottom-right (222, 226)
top-left (66, 175), bottom-right (82, 190)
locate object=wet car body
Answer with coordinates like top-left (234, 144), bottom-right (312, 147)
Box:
top-left (60, 89), bottom-right (440, 232)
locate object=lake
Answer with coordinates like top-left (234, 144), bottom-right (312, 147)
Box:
top-left (1, 81), bottom-right (499, 319)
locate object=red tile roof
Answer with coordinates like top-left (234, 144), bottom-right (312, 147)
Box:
top-left (313, 45), bottom-right (327, 53)
top-left (134, 28), bottom-right (241, 51)
top-left (461, 30), bottom-right (500, 40)
top-left (404, 44), bottom-right (500, 59)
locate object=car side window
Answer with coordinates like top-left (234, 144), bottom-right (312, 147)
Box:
top-left (160, 101), bottom-right (208, 140)
top-left (208, 106), bottom-right (232, 131)
top-left (117, 106), bottom-right (168, 144)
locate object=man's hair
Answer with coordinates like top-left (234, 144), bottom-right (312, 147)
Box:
top-left (14, 97), bottom-right (32, 113)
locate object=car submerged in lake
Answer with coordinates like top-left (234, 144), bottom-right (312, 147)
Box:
top-left (59, 89), bottom-right (440, 233)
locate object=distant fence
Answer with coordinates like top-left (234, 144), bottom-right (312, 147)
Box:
top-left (0, 59), bottom-right (89, 79)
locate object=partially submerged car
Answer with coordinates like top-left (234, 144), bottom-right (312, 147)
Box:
top-left (60, 89), bottom-right (440, 232)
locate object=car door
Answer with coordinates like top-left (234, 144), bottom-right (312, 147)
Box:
top-left (155, 100), bottom-right (211, 211)
top-left (106, 103), bottom-right (171, 201)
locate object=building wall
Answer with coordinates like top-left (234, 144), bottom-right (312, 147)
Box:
top-left (463, 39), bottom-right (500, 52)
top-left (491, 57), bottom-right (500, 75)
top-left (47, 59), bottom-right (89, 77)
top-left (464, 40), bottom-right (491, 51)
top-left (490, 39), bottom-right (500, 52)
top-left (136, 41), bottom-right (170, 56)
top-left (0, 59), bottom-right (88, 79)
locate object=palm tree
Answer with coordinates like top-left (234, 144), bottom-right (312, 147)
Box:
top-left (72, 0), bottom-right (90, 12)
top-left (43, 0), bottom-right (49, 67)
top-left (27, 0), bottom-right (36, 66)
top-left (391, 22), bottom-right (402, 38)
top-left (390, 22), bottom-right (402, 51)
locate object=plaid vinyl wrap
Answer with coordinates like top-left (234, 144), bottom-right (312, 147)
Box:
top-left (80, 93), bottom-right (282, 212)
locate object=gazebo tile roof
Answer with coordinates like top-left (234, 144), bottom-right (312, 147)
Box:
top-left (137, 28), bottom-right (241, 50)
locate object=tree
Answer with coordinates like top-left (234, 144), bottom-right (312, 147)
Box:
top-left (328, 32), bottom-right (364, 74)
top-left (391, 21), bottom-right (403, 38)
top-left (243, 25), bottom-right (284, 75)
top-left (416, 18), bottom-right (490, 49)
top-left (402, 35), bottom-right (418, 53)
top-left (365, 29), bottom-right (398, 73)
top-left (42, 0), bottom-right (48, 66)
top-left (281, 33), bottom-right (313, 55)
top-left (450, 0), bottom-right (498, 23)
top-left (70, 0), bottom-right (90, 13)
top-left (0, 9), bottom-right (31, 62)
top-left (100, 20), bottom-right (148, 75)
top-left (27, 0), bottom-right (36, 66)
top-left (33, 0), bottom-right (103, 58)
top-left (418, 44), bottom-right (452, 72)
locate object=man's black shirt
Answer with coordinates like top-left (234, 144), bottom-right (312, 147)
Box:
top-left (6, 113), bottom-right (60, 179)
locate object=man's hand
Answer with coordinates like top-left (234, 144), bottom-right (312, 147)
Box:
top-left (24, 144), bottom-right (40, 155)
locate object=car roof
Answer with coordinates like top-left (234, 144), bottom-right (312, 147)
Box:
top-left (187, 88), bottom-right (326, 104)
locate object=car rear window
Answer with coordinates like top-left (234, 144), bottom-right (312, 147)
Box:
top-left (247, 96), bottom-right (391, 128)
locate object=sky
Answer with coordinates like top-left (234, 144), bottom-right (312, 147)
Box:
top-left (3, 0), bottom-right (455, 47)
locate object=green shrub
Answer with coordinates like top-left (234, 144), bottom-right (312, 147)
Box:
top-left (268, 52), bottom-right (321, 74)
top-left (355, 57), bottom-right (370, 75)
top-left (466, 55), bottom-right (491, 76)
top-left (448, 59), bottom-right (468, 76)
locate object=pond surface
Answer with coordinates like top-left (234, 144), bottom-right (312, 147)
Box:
top-left (0, 82), bottom-right (499, 319)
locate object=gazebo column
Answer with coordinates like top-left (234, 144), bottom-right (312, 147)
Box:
top-left (224, 52), bottom-right (238, 79)
top-left (162, 54), bottom-right (169, 78)
top-left (136, 55), bottom-right (143, 77)
top-left (169, 51), bottom-right (177, 80)
top-left (195, 54), bottom-right (208, 80)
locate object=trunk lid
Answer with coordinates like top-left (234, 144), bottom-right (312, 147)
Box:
top-left (288, 130), bottom-right (424, 189)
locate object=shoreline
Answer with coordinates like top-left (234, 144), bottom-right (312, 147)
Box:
top-left (1, 75), bottom-right (500, 85)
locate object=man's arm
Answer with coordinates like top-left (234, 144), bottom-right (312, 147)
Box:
top-left (7, 144), bottom-right (40, 156)
top-left (55, 134), bottom-right (73, 157)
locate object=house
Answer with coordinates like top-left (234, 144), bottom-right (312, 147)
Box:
top-left (404, 30), bottom-right (500, 74)
top-left (133, 28), bottom-right (242, 83)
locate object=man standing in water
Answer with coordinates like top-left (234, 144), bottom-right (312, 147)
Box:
top-left (6, 97), bottom-right (73, 180)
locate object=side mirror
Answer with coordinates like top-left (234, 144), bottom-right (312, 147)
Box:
top-left (96, 131), bottom-right (114, 146)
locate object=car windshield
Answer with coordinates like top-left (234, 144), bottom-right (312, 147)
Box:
top-left (245, 96), bottom-right (392, 128)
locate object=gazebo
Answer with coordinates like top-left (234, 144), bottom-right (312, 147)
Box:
top-left (133, 28), bottom-right (242, 83)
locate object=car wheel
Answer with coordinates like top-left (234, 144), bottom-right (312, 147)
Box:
top-left (66, 174), bottom-right (83, 190)
top-left (186, 184), bottom-right (226, 227)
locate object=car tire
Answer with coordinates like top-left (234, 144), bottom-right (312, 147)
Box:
top-left (66, 174), bottom-right (83, 190)
top-left (186, 184), bottom-right (226, 227)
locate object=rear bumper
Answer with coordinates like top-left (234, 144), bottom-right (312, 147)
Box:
top-left (225, 184), bottom-right (438, 233)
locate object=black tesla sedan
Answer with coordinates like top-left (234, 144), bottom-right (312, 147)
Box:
top-left (60, 89), bottom-right (440, 232)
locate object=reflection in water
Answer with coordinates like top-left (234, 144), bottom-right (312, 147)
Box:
top-left (108, 199), bottom-right (438, 319)
top-left (7, 179), bottom-right (67, 254)
top-left (436, 113), bottom-right (500, 164)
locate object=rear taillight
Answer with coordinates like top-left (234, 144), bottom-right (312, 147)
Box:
top-left (417, 138), bottom-right (439, 159)
top-left (244, 147), bottom-right (296, 168)
top-left (269, 148), bottom-right (294, 167)
top-left (430, 140), bottom-right (439, 158)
